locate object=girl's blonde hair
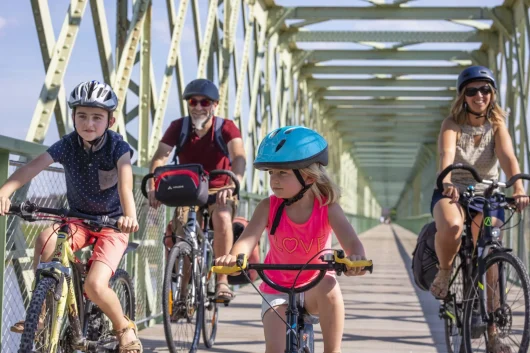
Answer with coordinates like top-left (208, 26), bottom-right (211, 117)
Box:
top-left (450, 82), bottom-right (507, 129)
top-left (298, 163), bottom-right (341, 206)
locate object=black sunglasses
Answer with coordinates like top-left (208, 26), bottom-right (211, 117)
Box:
top-left (188, 98), bottom-right (213, 107)
top-left (464, 85), bottom-right (492, 97)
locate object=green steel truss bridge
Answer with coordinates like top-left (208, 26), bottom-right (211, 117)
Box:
top-left (0, 0), bottom-right (530, 351)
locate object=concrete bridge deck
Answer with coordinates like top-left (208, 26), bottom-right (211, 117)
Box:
top-left (140, 224), bottom-right (447, 353)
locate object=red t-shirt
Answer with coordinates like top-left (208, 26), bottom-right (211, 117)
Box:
top-left (160, 116), bottom-right (242, 188)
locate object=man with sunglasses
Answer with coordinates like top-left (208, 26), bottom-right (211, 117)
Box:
top-left (429, 66), bottom-right (529, 353)
top-left (148, 78), bottom-right (246, 302)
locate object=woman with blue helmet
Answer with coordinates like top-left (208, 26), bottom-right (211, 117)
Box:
top-left (216, 126), bottom-right (368, 353)
top-left (432, 66), bottom-right (529, 352)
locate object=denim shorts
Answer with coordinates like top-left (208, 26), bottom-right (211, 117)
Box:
top-left (430, 188), bottom-right (505, 222)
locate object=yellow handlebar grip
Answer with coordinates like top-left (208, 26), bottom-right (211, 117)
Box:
top-left (334, 252), bottom-right (373, 273)
top-left (211, 254), bottom-right (248, 274)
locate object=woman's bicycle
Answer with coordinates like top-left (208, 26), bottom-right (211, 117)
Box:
top-left (8, 202), bottom-right (137, 353)
top-left (436, 164), bottom-right (530, 353)
top-left (141, 168), bottom-right (240, 353)
top-left (212, 249), bottom-right (373, 353)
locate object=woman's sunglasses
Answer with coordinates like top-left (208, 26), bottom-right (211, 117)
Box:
top-left (187, 98), bottom-right (213, 107)
top-left (464, 85), bottom-right (492, 97)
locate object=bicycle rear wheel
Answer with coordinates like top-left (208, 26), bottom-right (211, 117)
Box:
top-left (444, 255), bottom-right (465, 353)
top-left (463, 251), bottom-right (530, 353)
top-left (86, 269), bottom-right (136, 348)
top-left (163, 241), bottom-right (202, 353)
top-left (202, 251), bottom-right (218, 348)
top-left (18, 277), bottom-right (64, 353)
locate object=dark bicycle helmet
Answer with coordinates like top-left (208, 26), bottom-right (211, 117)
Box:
top-left (457, 66), bottom-right (497, 94)
top-left (183, 79), bottom-right (219, 101)
top-left (254, 126), bottom-right (328, 235)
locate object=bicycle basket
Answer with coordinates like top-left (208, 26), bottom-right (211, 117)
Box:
top-left (149, 163), bottom-right (209, 207)
top-left (411, 221), bottom-right (439, 291)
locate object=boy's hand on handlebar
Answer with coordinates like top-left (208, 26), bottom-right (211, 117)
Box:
top-left (345, 254), bottom-right (367, 277)
top-left (512, 191), bottom-right (530, 212)
top-left (442, 182), bottom-right (460, 203)
top-left (117, 216), bottom-right (139, 233)
top-left (216, 187), bottom-right (234, 206)
top-left (0, 196), bottom-right (11, 216)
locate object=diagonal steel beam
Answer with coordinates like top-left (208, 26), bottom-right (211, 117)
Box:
top-left (302, 65), bottom-right (464, 76)
top-left (26, 0), bottom-right (89, 143)
top-left (324, 99), bottom-right (451, 108)
top-left (308, 49), bottom-right (474, 62)
top-left (309, 78), bottom-right (457, 88)
top-left (197, 0), bottom-right (219, 78)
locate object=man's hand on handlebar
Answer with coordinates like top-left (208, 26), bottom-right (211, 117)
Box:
top-left (344, 254), bottom-right (368, 277)
top-left (0, 195), bottom-right (11, 216)
top-left (117, 216), bottom-right (139, 234)
top-left (216, 186), bottom-right (235, 206)
top-left (442, 182), bottom-right (460, 203)
top-left (147, 189), bottom-right (162, 210)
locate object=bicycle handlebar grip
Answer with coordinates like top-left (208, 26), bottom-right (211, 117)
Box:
top-left (141, 173), bottom-right (154, 199)
top-left (436, 163), bottom-right (482, 191)
top-left (211, 253), bottom-right (248, 274)
top-left (334, 254), bottom-right (374, 274)
top-left (505, 173), bottom-right (530, 188)
top-left (209, 169), bottom-right (240, 197)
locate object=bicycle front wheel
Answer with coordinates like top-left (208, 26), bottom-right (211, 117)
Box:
top-left (18, 277), bottom-right (64, 353)
top-left (163, 241), bottom-right (202, 353)
top-left (202, 255), bottom-right (218, 348)
top-left (463, 251), bottom-right (530, 353)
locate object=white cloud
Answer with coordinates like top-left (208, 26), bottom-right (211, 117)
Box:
top-left (0, 16), bottom-right (7, 31)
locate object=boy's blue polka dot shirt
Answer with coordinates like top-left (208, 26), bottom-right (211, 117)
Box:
top-left (47, 130), bottom-right (133, 218)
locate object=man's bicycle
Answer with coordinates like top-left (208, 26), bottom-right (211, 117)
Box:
top-left (436, 164), bottom-right (530, 353)
top-left (9, 202), bottom-right (137, 353)
top-left (141, 168), bottom-right (239, 353)
top-left (212, 250), bottom-right (373, 353)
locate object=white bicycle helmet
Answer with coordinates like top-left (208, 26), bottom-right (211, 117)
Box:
top-left (68, 80), bottom-right (118, 111)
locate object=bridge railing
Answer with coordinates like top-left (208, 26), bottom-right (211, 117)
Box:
top-left (0, 134), bottom-right (378, 350)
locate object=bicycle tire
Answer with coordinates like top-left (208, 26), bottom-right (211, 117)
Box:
top-left (86, 269), bottom-right (136, 347)
top-left (18, 277), bottom-right (61, 353)
top-left (202, 232), bottom-right (218, 348)
top-left (444, 255), bottom-right (465, 353)
top-left (163, 241), bottom-right (202, 353)
top-left (462, 251), bottom-right (530, 353)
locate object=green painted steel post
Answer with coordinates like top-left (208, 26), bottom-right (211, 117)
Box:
top-left (0, 150), bottom-right (9, 350)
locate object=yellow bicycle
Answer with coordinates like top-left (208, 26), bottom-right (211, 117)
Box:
top-left (9, 202), bottom-right (137, 353)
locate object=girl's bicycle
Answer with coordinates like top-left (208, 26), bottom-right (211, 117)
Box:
top-left (212, 249), bottom-right (373, 353)
top-left (9, 202), bottom-right (137, 353)
top-left (436, 164), bottom-right (530, 353)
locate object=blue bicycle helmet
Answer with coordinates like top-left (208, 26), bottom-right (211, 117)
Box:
top-left (254, 126), bottom-right (328, 170)
top-left (457, 66), bottom-right (497, 94)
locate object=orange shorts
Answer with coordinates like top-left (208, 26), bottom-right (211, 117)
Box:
top-left (68, 226), bottom-right (129, 274)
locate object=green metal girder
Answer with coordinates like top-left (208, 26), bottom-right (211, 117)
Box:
top-left (332, 115), bottom-right (445, 122)
top-left (318, 89), bottom-right (455, 98)
top-left (344, 135), bottom-right (437, 143)
top-left (280, 6), bottom-right (493, 20)
top-left (330, 107), bottom-right (446, 115)
top-left (324, 99), bottom-right (451, 108)
top-left (304, 65), bottom-right (464, 76)
top-left (283, 30), bottom-right (487, 43)
top-left (308, 50), bottom-right (476, 62)
top-left (309, 78), bottom-right (457, 88)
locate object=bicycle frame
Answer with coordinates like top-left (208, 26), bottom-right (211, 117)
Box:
top-left (35, 223), bottom-right (84, 350)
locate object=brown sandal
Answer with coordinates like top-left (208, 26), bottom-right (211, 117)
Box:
top-left (112, 316), bottom-right (143, 353)
top-left (430, 267), bottom-right (452, 299)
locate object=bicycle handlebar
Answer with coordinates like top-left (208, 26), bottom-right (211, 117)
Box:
top-left (436, 163), bottom-right (530, 192)
top-left (211, 250), bottom-right (373, 274)
top-left (8, 202), bottom-right (119, 230)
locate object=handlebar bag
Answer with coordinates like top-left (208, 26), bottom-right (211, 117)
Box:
top-left (153, 163), bottom-right (209, 207)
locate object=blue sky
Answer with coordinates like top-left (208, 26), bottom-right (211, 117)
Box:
top-left (0, 0), bottom-right (504, 146)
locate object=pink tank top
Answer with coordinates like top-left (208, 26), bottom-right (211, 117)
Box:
top-left (259, 195), bottom-right (333, 294)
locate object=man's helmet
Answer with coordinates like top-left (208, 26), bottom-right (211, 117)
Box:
top-left (68, 80), bottom-right (118, 111)
top-left (183, 79), bottom-right (219, 101)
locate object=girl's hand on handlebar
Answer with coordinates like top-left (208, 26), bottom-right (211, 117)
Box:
top-left (512, 191), bottom-right (530, 212)
top-left (215, 254), bottom-right (238, 267)
top-left (117, 216), bottom-right (139, 233)
top-left (345, 254), bottom-right (367, 277)
top-left (442, 182), bottom-right (460, 203)
top-left (0, 196), bottom-right (11, 216)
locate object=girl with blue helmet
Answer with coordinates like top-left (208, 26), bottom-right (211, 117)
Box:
top-left (216, 126), bottom-right (368, 352)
